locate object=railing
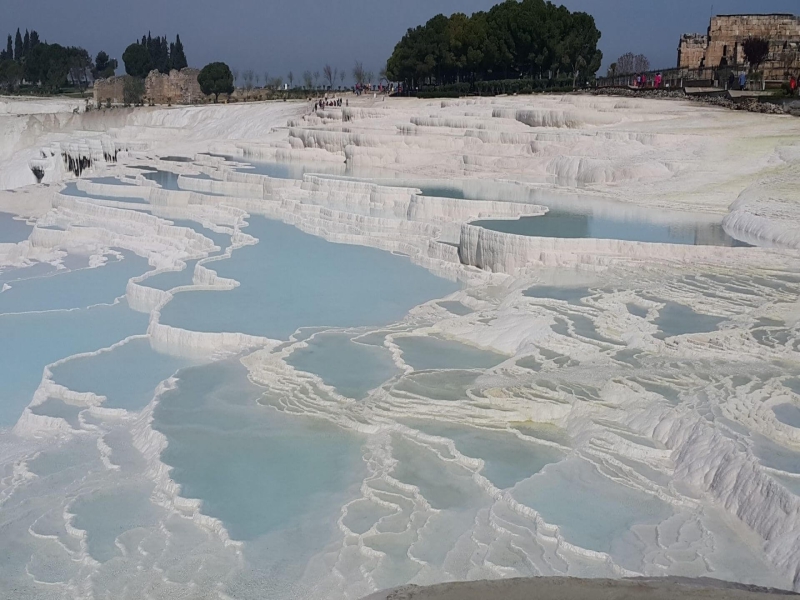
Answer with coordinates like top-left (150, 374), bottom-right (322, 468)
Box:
top-left (596, 66), bottom-right (749, 90)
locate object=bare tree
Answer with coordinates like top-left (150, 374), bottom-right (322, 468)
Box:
top-left (303, 70), bottom-right (313, 90)
top-left (340, 70), bottom-right (346, 87)
top-left (614, 53), bottom-right (650, 75)
top-left (255, 73), bottom-right (260, 88)
top-left (232, 69), bottom-right (240, 88)
top-left (271, 76), bottom-right (283, 90)
top-left (243, 70), bottom-right (255, 92)
top-left (288, 71), bottom-right (294, 88)
top-left (352, 61), bottom-right (366, 86)
top-left (313, 71), bottom-right (320, 88)
top-left (264, 71), bottom-right (270, 89)
top-left (323, 64), bottom-right (336, 89)
top-left (365, 71), bottom-right (374, 86)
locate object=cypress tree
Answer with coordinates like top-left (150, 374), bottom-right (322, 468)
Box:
top-left (22, 30), bottom-right (29, 58)
top-left (30, 30), bottom-right (40, 49)
top-left (14, 29), bottom-right (22, 61)
top-left (171, 34), bottom-right (188, 70)
top-left (4, 35), bottom-right (12, 60)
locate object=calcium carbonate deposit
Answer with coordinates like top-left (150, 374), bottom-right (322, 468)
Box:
top-left (1, 93), bottom-right (800, 599)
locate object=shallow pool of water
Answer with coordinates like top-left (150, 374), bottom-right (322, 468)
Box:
top-left (50, 338), bottom-right (193, 411)
top-left (287, 332), bottom-right (399, 399)
top-left (0, 212), bottom-right (32, 243)
top-left (474, 211), bottom-right (749, 247)
top-left (395, 335), bottom-right (506, 371)
top-left (160, 217), bottom-right (458, 340)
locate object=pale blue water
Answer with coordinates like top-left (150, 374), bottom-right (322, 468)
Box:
top-left (525, 286), bottom-right (590, 304)
top-left (653, 301), bottom-right (725, 339)
top-left (474, 212), bottom-right (749, 247)
top-left (70, 483), bottom-right (161, 562)
top-left (0, 253), bottom-right (149, 314)
top-left (0, 301), bottom-right (149, 426)
top-left (512, 458), bottom-right (673, 553)
top-left (438, 301), bottom-right (472, 315)
top-left (50, 338), bottom-right (192, 411)
top-left (61, 183), bottom-right (148, 205)
top-left (169, 219), bottom-right (231, 250)
top-left (30, 398), bottom-right (83, 428)
top-left (0, 262), bottom-right (55, 286)
top-left (232, 159), bottom-right (748, 248)
top-left (160, 156), bottom-right (195, 163)
top-left (287, 332), bottom-right (399, 399)
top-left (160, 217), bottom-right (458, 339)
top-left (89, 177), bottom-right (136, 186)
top-left (406, 421), bottom-right (565, 489)
top-left (395, 335), bottom-right (506, 371)
top-left (774, 404), bottom-right (800, 428)
top-left (142, 260), bottom-right (198, 291)
top-left (153, 360), bottom-right (365, 542)
top-left (0, 212), bottom-right (32, 243)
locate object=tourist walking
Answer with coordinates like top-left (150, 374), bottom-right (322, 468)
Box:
top-left (739, 72), bottom-right (747, 91)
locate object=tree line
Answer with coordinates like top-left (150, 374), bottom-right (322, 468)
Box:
top-left (0, 27), bottom-right (118, 93)
top-left (385, 0), bottom-right (602, 90)
top-left (122, 33), bottom-right (188, 78)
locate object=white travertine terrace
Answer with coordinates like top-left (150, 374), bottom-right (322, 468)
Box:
top-left (1, 92), bottom-right (800, 598)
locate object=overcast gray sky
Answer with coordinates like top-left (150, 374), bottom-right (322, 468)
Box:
top-left (2, 0), bottom-right (797, 82)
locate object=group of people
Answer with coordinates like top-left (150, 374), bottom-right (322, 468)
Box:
top-left (314, 98), bottom-right (345, 111)
top-left (633, 73), bottom-right (664, 88)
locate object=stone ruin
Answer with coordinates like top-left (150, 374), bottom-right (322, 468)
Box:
top-left (93, 68), bottom-right (207, 106)
top-left (678, 14), bottom-right (800, 80)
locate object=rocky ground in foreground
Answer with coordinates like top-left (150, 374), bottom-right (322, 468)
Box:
top-left (364, 577), bottom-right (800, 600)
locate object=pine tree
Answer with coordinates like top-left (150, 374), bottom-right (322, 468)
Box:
top-left (14, 29), bottom-right (22, 61)
top-left (22, 30), bottom-right (29, 58)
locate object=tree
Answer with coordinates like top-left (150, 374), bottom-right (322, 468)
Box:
top-left (288, 71), bottom-right (294, 88)
top-left (313, 70), bottom-right (319, 88)
top-left (743, 37), bottom-right (770, 72)
top-left (4, 36), bottom-right (12, 61)
top-left (25, 43), bottom-right (71, 92)
top-left (123, 43), bottom-right (153, 78)
top-left (67, 47), bottom-right (93, 91)
top-left (615, 52), bottom-right (649, 75)
top-left (94, 51), bottom-right (118, 78)
top-left (14, 29), bottom-right (22, 62)
top-left (0, 59), bottom-right (24, 92)
top-left (198, 62), bottom-right (234, 102)
top-left (23, 30), bottom-right (30, 59)
top-left (352, 61), bottom-right (366, 86)
top-left (607, 62), bottom-right (617, 77)
top-left (123, 76), bottom-right (145, 106)
top-left (171, 34), bottom-right (188, 70)
top-left (263, 71), bottom-right (269, 89)
top-left (340, 70), bottom-right (346, 86)
top-left (303, 70), bottom-right (313, 89)
top-left (323, 64), bottom-right (336, 89)
top-left (232, 68), bottom-right (239, 87)
top-left (243, 69), bottom-right (254, 94)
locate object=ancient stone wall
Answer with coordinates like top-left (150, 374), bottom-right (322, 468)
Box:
top-left (93, 75), bottom-right (128, 105)
top-left (678, 35), bottom-right (709, 69)
top-left (93, 69), bottom-right (208, 105)
top-left (145, 69), bottom-right (205, 105)
top-left (678, 14), bottom-right (800, 79)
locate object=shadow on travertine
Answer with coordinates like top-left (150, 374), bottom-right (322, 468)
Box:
top-left (362, 577), bottom-right (799, 600)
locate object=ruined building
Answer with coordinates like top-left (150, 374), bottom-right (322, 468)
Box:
top-left (93, 68), bottom-right (206, 105)
top-left (678, 14), bottom-right (800, 79)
